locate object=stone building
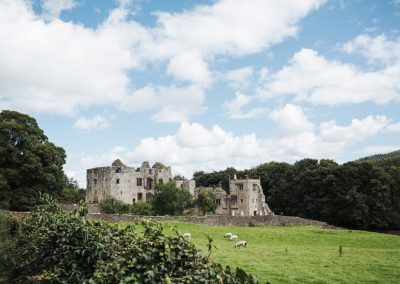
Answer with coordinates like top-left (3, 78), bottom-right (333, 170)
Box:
top-left (86, 159), bottom-right (173, 204)
top-left (176, 180), bottom-right (196, 196)
top-left (204, 174), bottom-right (272, 216)
top-left (86, 159), bottom-right (271, 217)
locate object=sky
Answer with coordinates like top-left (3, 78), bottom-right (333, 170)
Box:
top-left (1, 0), bottom-right (400, 187)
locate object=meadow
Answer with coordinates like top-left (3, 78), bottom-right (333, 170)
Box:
top-left (124, 222), bottom-right (400, 283)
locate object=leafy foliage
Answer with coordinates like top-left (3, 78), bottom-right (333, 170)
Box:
top-left (59, 174), bottom-right (85, 203)
top-left (130, 200), bottom-right (153, 215)
top-left (7, 195), bottom-right (258, 283)
top-left (99, 196), bottom-right (131, 214)
top-left (194, 187), bottom-right (217, 215)
top-left (152, 181), bottom-right (193, 215)
top-left (0, 110), bottom-right (66, 210)
top-left (194, 158), bottom-right (400, 230)
top-left (99, 197), bottom-right (153, 215)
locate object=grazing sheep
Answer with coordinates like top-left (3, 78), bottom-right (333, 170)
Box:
top-left (230, 234), bottom-right (238, 241)
top-left (183, 233), bottom-right (191, 239)
top-left (235, 240), bottom-right (247, 248)
top-left (224, 233), bottom-right (233, 238)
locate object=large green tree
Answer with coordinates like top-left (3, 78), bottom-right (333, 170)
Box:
top-left (194, 188), bottom-right (217, 215)
top-left (152, 181), bottom-right (192, 215)
top-left (0, 110), bottom-right (66, 210)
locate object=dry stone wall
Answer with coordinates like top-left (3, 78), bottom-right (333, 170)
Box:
top-left (87, 213), bottom-right (332, 227)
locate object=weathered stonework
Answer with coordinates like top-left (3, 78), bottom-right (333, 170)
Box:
top-left (86, 159), bottom-right (173, 204)
top-left (205, 175), bottom-right (272, 216)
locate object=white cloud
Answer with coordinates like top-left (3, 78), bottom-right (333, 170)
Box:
top-left (362, 145), bottom-right (400, 156)
top-left (341, 34), bottom-right (400, 65)
top-left (80, 146), bottom-right (128, 170)
top-left (0, 0), bottom-right (142, 115)
top-left (119, 84), bottom-right (205, 123)
top-left (224, 66), bottom-right (254, 89)
top-left (0, 0), bottom-right (326, 120)
top-left (78, 113), bottom-right (397, 177)
top-left (166, 51), bottom-right (211, 86)
top-left (270, 104), bottom-right (314, 136)
top-left (258, 48), bottom-right (400, 105)
top-left (223, 91), bottom-right (267, 119)
top-left (319, 115), bottom-right (390, 144)
top-left (176, 122), bottom-right (224, 148)
top-left (126, 122), bottom-right (265, 177)
top-left (145, 0), bottom-right (326, 58)
top-left (73, 115), bottom-right (111, 130)
top-left (41, 0), bottom-right (77, 19)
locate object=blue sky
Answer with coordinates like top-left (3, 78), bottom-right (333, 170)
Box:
top-left (1, 0), bottom-right (400, 186)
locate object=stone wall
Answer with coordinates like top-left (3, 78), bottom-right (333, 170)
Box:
top-left (59, 203), bottom-right (100, 213)
top-left (87, 213), bottom-right (332, 227)
top-left (5, 208), bottom-right (332, 228)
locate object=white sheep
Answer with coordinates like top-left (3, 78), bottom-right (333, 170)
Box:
top-left (230, 234), bottom-right (238, 241)
top-left (234, 240), bottom-right (247, 248)
top-left (224, 232), bottom-right (233, 238)
top-left (182, 233), bottom-right (191, 239)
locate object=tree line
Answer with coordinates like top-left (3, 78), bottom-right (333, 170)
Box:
top-left (194, 158), bottom-right (400, 230)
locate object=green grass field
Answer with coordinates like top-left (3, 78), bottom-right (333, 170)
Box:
top-left (122, 222), bottom-right (400, 283)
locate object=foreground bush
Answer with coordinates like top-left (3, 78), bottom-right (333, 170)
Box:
top-left (9, 195), bottom-right (258, 283)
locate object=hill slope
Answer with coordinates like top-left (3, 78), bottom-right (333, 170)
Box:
top-left (357, 149), bottom-right (400, 168)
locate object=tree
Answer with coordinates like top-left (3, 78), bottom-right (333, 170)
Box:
top-left (0, 110), bottom-right (66, 210)
top-left (173, 174), bottom-right (186, 181)
top-left (152, 181), bottom-right (192, 215)
top-left (59, 174), bottom-right (85, 203)
top-left (194, 188), bottom-right (217, 215)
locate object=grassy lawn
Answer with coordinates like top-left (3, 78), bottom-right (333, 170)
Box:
top-left (121, 221), bottom-right (400, 283)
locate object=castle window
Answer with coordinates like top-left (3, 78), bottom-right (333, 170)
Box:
top-left (146, 177), bottom-right (153, 190)
top-left (132, 198), bottom-right (136, 203)
top-left (138, 193), bottom-right (143, 201)
top-left (158, 179), bottom-right (163, 184)
top-left (215, 199), bottom-right (221, 205)
top-left (137, 178), bottom-right (143, 186)
top-left (116, 167), bottom-right (121, 173)
top-left (231, 195), bottom-right (237, 205)
top-left (238, 184), bottom-right (244, 190)
top-left (121, 191), bottom-right (122, 195)
top-left (149, 169), bottom-right (152, 174)
top-left (94, 179), bottom-right (97, 185)
top-left (241, 199), bottom-right (243, 203)
top-left (116, 178), bottom-right (120, 184)
top-left (253, 184), bottom-right (257, 191)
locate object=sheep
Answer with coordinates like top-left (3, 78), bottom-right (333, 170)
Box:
top-left (230, 234), bottom-right (238, 241)
top-left (235, 240), bottom-right (247, 248)
top-left (224, 233), bottom-right (233, 238)
top-left (182, 233), bottom-right (191, 239)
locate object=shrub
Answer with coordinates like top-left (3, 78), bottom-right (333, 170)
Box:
top-left (0, 211), bottom-right (18, 282)
top-left (99, 197), bottom-right (130, 214)
top-left (130, 201), bottom-right (153, 215)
